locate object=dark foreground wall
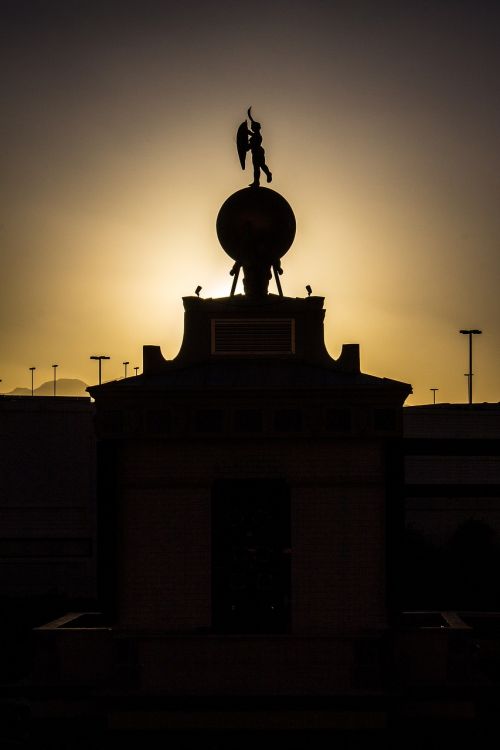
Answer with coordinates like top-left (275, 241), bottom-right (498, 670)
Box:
top-left (403, 403), bottom-right (500, 610)
top-left (0, 396), bottom-right (96, 603)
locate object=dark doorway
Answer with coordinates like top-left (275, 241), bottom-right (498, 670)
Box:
top-left (211, 479), bottom-right (291, 633)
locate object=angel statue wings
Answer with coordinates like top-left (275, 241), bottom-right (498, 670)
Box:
top-left (236, 107), bottom-right (272, 187)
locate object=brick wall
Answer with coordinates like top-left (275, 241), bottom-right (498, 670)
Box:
top-left (113, 436), bottom-right (389, 634)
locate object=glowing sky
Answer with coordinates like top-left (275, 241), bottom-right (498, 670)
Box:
top-left (1, 0), bottom-right (499, 404)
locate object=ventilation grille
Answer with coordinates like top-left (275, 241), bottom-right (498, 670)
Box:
top-left (211, 318), bottom-right (295, 355)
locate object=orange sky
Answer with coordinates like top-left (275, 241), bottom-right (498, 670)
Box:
top-left (1, 0), bottom-right (499, 404)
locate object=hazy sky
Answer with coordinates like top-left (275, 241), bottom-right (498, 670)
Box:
top-left (1, 0), bottom-right (499, 403)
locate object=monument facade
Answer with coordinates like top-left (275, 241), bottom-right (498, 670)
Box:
top-left (86, 110), bottom-right (411, 695)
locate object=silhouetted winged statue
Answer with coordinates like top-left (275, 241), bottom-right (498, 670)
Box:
top-left (236, 107), bottom-right (272, 188)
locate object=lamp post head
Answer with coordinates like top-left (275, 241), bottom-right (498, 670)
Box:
top-left (460, 329), bottom-right (482, 335)
top-left (90, 355), bottom-right (110, 385)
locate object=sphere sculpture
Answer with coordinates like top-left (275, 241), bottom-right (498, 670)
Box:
top-left (216, 187), bottom-right (296, 297)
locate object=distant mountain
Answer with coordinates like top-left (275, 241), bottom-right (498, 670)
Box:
top-left (7, 378), bottom-right (89, 397)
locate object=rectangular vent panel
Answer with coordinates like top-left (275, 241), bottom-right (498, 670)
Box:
top-left (211, 318), bottom-right (295, 355)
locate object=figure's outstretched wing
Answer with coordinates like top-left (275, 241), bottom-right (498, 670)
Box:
top-left (236, 121), bottom-right (248, 170)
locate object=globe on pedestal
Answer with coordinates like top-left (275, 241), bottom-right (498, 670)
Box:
top-left (216, 187), bottom-right (296, 296)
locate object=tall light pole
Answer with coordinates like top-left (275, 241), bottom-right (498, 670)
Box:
top-left (52, 364), bottom-right (58, 396)
top-left (90, 355), bottom-right (110, 385)
top-left (459, 329), bottom-right (482, 404)
top-left (430, 388), bottom-right (439, 405)
top-left (123, 361), bottom-right (129, 378)
top-left (29, 366), bottom-right (36, 396)
top-left (134, 366), bottom-right (139, 376)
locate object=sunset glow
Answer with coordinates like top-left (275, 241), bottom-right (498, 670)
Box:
top-left (1, 0), bottom-right (499, 404)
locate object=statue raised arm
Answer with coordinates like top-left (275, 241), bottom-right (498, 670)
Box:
top-left (236, 107), bottom-right (272, 188)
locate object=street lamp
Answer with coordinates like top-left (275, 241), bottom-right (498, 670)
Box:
top-left (134, 366), bottom-right (139, 376)
top-left (123, 361), bottom-right (129, 378)
top-left (29, 366), bottom-right (36, 396)
top-left (430, 388), bottom-right (439, 405)
top-left (52, 364), bottom-right (58, 397)
top-left (459, 329), bottom-right (482, 404)
top-left (90, 355), bottom-right (110, 385)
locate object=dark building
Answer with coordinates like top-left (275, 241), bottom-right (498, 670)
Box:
top-left (0, 394), bottom-right (96, 715)
top-left (26, 186), bottom-right (418, 739)
top-left (92, 291), bottom-right (409, 648)
top-left (0, 395), bottom-right (96, 604)
top-left (89, 188), bottom-right (410, 667)
top-left (402, 403), bottom-right (500, 611)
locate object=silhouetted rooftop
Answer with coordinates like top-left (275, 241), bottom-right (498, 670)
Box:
top-left (90, 360), bottom-right (410, 392)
